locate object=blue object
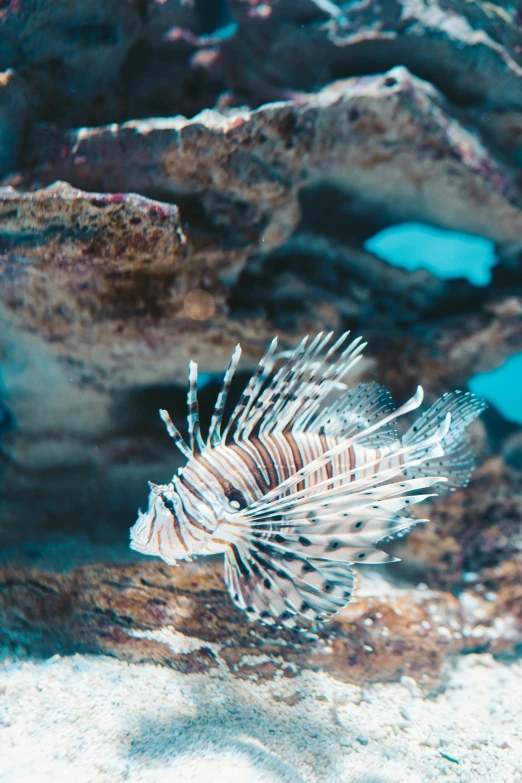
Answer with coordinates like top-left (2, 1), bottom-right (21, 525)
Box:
top-left (365, 222), bottom-right (496, 286)
top-left (469, 352), bottom-right (522, 424)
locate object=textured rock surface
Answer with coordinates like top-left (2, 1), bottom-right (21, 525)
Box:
top-left (20, 68), bottom-right (522, 251)
top-left (0, 0), bottom-right (223, 167)
top-left (403, 456), bottom-right (522, 591)
top-left (210, 0), bottom-right (522, 114)
top-left (2, 0), bottom-right (522, 173)
top-left (1, 558), bottom-right (519, 687)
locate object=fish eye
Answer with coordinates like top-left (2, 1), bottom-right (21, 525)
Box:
top-left (160, 493), bottom-right (177, 513)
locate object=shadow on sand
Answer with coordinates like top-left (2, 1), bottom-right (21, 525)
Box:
top-left (124, 673), bottom-right (394, 783)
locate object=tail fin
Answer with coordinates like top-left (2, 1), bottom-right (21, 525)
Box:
top-left (403, 390), bottom-right (487, 490)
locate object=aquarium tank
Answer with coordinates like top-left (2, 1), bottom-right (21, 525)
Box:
top-left (0, 1), bottom-right (521, 781)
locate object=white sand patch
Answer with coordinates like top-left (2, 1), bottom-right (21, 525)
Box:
top-left (0, 653), bottom-right (521, 783)
top-left (127, 625), bottom-right (223, 658)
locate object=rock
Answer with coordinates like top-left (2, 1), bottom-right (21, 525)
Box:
top-left (10, 69), bottom-right (522, 405)
top-left (0, 0), bottom-right (224, 167)
top-left (0, 559), bottom-right (519, 687)
top-left (0, 182), bottom-right (182, 545)
top-left (399, 457), bottom-right (522, 597)
top-left (22, 68), bottom-right (522, 253)
top-left (0, 178), bottom-right (271, 547)
top-left (2, 0), bottom-right (522, 181)
top-left (212, 0), bottom-right (522, 112)
top-left (0, 0), bottom-right (522, 699)
top-left (0, 0), bottom-right (146, 132)
top-left (0, 180), bottom-right (205, 386)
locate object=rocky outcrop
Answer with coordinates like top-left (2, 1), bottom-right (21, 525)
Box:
top-left (19, 68), bottom-right (522, 253)
top-left (401, 456), bottom-right (522, 598)
top-left (0, 0), bottom-right (222, 170)
top-left (208, 0), bottom-right (522, 113)
top-left (1, 559), bottom-right (519, 689)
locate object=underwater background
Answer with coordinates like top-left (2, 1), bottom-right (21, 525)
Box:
top-left (1, 1), bottom-right (522, 781)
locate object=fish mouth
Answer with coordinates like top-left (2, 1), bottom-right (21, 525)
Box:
top-left (129, 506), bottom-right (156, 550)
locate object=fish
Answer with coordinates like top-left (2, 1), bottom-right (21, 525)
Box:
top-left (130, 332), bottom-right (486, 629)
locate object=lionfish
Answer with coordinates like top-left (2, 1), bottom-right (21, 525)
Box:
top-left (130, 333), bottom-right (486, 629)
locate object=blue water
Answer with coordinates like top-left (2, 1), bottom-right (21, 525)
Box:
top-left (365, 222), bottom-right (496, 286)
top-left (469, 352), bottom-right (522, 424)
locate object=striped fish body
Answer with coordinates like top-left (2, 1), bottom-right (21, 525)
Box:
top-left (194, 435), bottom-right (405, 546)
top-left (136, 436), bottom-right (405, 562)
top-left (130, 332), bottom-right (486, 628)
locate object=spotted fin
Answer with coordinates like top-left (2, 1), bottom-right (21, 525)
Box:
top-left (403, 390), bottom-right (487, 489)
top-left (313, 382), bottom-right (399, 447)
top-left (224, 541), bottom-right (357, 629)
top-left (222, 471), bottom-right (442, 628)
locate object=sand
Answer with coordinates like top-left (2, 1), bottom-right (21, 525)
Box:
top-left (0, 651), bottom-right (520, 783)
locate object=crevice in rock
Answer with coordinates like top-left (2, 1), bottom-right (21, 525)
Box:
top-left (195, 0), bottom-right (233, 35)
top-left (297, 183), bottom-right (387, 243)
top-left (228, 231), bottom-right (489, 331)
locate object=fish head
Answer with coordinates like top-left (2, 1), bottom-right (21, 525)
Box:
top-left (129, 481), bottom-right (189, 565)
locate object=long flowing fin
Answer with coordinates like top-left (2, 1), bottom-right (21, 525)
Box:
top-left (229, 333), bottom-right (312, 441)
top-left (158, 409), bottom-right (192, 460)
top-left (403, 390), bottom-right (487, 489)
top-left (222, 338), bottom-right (279, 442)
top-left (187, 361), bottom-right (205, 453)
top-left (290, 335), bottom-right (366, 432)
top-left (261, 332), bottom-right (334, 433)
top-left (207, 344), bottom-right (242, 447)
top-left (237, 332), bottom-right (367, 441)
top-left (221, 468), bottom-right (444, 628)
top-left (312, 382), bottom-right (399, 446)
top-left (277, 335), bottom-right (366, 433)
top-left (254, 335), bottom-right (312, 434)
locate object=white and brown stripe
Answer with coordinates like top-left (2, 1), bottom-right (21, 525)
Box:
top-left (171, 433), bottom-right (403, 557)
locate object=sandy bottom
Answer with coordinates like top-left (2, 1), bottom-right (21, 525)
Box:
top-left (0, 652), bottom-right (521, 783)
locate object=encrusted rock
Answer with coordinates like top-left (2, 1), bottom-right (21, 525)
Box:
top-left (0, 180), bottom-right (259, 547)
top-left (23, 68), bottom-right (522, 254)
top-left (400, 457), bottom-right (522, 597)
top-left (211, 0), bottom-right (522, 114)
top-left (0, 559), bottom-right (518, 688)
